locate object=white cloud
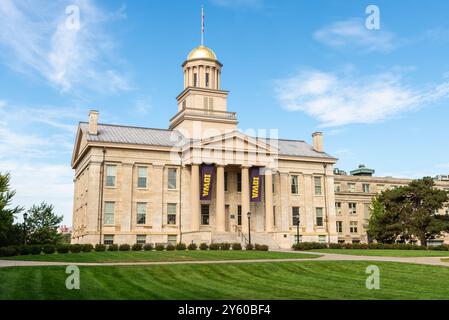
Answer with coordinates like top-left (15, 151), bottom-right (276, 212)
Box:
top-left (0, 100), bottom-right (80, 225)
top-left (134, 96), bottom-right (152, 114)
top-left (314, 18), bottom-right (396, 53)
top-left (0, 0), bottom-right (131, 93)
top-left (276, 69), bottom-right (449, 127)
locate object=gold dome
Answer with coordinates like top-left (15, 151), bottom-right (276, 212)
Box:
top-left (187, 45), bottom-right (217, 61)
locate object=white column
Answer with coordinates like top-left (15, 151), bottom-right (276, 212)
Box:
top-left (216, 165), bottom-right (226, 232)
top-left (241, 166), bottom-right (250, 234)
top-left (264, 169), bottom-right (273, 232)
top-left (191, 164), bottom-right (200, 232)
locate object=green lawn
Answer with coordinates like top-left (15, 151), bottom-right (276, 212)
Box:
top-left (1, 261), bottom-right (449, 299)
top-left (313, 249), bottom-right (449, 257)
top-left (1, 250), bottom-right (318, 263)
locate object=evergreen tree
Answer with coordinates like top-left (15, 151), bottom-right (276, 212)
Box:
top-left (0, 172), bottom-right (23, 246)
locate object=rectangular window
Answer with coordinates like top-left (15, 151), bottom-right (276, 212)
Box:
top-left (237, 173), bottom-right (242, 192)
top-left (106, 165), bottom-right (116, 187)
top-left (349, 203), bottom-right (357, 215)
top-left (292, 207), bottom-right (300, 226)
top-left (273, 206), bottom-right (276, 227)
top-left (136, 235), bottom-right (146, 245)
top-left (193, 73), bottom-right (197, 87)
top-left (348, 183), bottom-right (356, 192)
top-left (168, 235), bottom-right (177, 245)
top-left (335, 202), bottom-right (342, 214)
top-left (334, 183), bottom-right (341, 192)
top-left (291, 175), bottom-right (299, 194)
top-left (316, 208), bottom-right (324, 226)
top-left (137, 167), bottom-right (148, 188)
top-left (350, 221), bottom-right (358, 233)
top-left (336, 221), bottom-right (343, 233)
top-left (362, 184), bottom-right (370, 193)
top-left (224, 172), bottom-right (228, 192)
top-left (104, 202), bottom-right (115, 225)
top-left (205, 73), bottom-right (210, 87)
top-left (168, 168), bottom-right (177, 190)
top-left (319, 235), bottom-right (326, 243)
top-left (104, 235), bottom-right (114, 245)
top-left (201, 205), bottom-right (210, 225)
top-left (314, 176), bottom-right (322, 195)
top-left (237, 205), bottom-right (242, 226)
top-left (137, 203), bottom-right (146, 225)
top-left (167, 203), bottom-right (177, 225)
top-left (272, 176), bottom-right (276, 194)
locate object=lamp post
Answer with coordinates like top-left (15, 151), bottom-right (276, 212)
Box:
top-left (23, 212), bottom-right (28, 245)
top-left (247, 212), bottom-right (252, 245)
top-left (296, 219), bottom-right (300, 245)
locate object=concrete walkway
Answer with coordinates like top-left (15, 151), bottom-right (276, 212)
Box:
top-left (1, 251), bottom-right (449, 268)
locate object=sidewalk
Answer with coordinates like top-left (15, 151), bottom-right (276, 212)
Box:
top-left (1, 251), bottom-right (449, 268)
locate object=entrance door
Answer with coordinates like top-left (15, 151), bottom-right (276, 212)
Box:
top-left (225, 205), bottom-right (230, 232)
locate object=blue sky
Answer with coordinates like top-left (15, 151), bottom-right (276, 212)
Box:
top-left (1, 0), bottom-right (449, 225)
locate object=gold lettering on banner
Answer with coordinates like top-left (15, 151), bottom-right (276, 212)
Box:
top-left (202, 174), bottom-right (211, 197)
top-left (252, 176), bottom-right (259, 199)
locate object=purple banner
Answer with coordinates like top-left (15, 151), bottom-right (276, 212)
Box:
top-left (200, 164), bottom-right (215, 201)
top-left (250, 167), bottom-right (263, 202)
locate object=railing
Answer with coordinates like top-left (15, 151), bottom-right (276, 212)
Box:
top-left (234, 225), bottom-right (249, 245)
top-left (170, 107), bottom-right (237, 122)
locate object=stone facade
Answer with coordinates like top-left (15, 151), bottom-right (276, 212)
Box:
top-left (71, 45), bottom-right (449, 249)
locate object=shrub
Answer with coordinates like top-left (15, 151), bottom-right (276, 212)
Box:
top-left (199, 243), bottom-right (209, 251)
top-left (119, 244), bottom-right (131, 251)
top-left (209, 243), bottom-right (220, 250)
top-left (42, 245), bottom-right (56, 255)
top-left (56, 244), bottom-right (70, 254)
top-left (18, 245), bottom-right (32, 255)
top-left (255, 244), bottom-right (269, 251)
top-left (166, 244), bottom-right (175, 251)
top-left (70, 244), bottom-right (82, 253)
top-left (143, 243), bottom-right (154, 251)
top-left (232, 243), bottom-right (242, 250)
top-left (176, 243), bottom-right (187, 251)
top-left (155, 244), bottom-right (165, 251)
top-left (187, 243), bottom-right (197, 251)
top-left (292, 242), bottom-right (327, 251)
top-left (132, 244), bottom-right (143, 251)
top-left (0, 246), bottom-right (18, 257)
top-left (29, 245), bottom-right (42, 255)
top-left (95, 244), bottom-right (106, 252)
top-left (221, 243), bottom-right (231, 251)
top-left (82, 244), bottom-right (93, 253)
top-left (246, 243), bottom-right (254, 251)
top-left (108, 244), bottom-right (119, 251)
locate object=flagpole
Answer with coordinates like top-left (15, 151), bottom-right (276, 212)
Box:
top-left (201, 6), bottom-right (204, 46)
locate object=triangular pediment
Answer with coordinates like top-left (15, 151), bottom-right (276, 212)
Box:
top-left (183, 130), bottom-right (277, 154)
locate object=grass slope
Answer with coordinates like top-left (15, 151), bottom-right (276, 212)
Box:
top-left (1, 261), bottom-right (449, 300)
top-left (312, 249), bottom-right (449, 257)
top-left (2, 250), bottom-right (318, 263)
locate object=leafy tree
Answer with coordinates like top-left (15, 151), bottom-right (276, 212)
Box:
top-left (403, 178), bottom-right (449, 246)
top-left (367, 177), bottom-right (449, 246)
top-left (0, 172), bottom-right (23, 246)
top-left (367, 196), bottom-right (402, 244)
top-left (25, 202), bottom-right (63, 245)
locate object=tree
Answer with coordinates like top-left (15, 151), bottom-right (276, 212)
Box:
top-left (403, 178), bottom-right (449, 246)
top-left (0, 172), bottom-right (23, 246)
top-left (25, 202), bottom-right (63, 245)
top-left (367, 177), bottom-right (449, 246)
top-left (367, 196), bottom-right (402, 244)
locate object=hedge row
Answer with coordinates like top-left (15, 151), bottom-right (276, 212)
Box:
top-left (291, 242), bottom-right (449, 251)
top-left (0, 242), bottom-right (269, 257)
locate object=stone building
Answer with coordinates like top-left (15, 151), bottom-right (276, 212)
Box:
top-left (71, 44), bottom-right (449, 249)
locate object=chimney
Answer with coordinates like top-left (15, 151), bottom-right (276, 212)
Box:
top-left (88, 110), bottom-right (99, 135)
top-left (312, 132), bottom-right (323, 152)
